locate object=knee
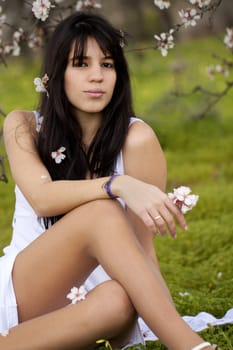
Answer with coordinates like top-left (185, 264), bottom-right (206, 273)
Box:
top-left (95, 280), bottom-right (136, 325)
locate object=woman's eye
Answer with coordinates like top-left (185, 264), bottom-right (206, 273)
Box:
top-left (102, 62), bottom-right (114, 68)
top-left (77, 62), bottom-right (88, 67)
top-left (72, 60), bottom-right (88, 67)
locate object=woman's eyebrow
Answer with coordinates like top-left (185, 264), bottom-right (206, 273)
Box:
top-left (70, 55), bottom-right (114, 61)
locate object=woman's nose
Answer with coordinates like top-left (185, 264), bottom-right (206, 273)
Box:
top-left (88, 65), bottom-right (104, 82)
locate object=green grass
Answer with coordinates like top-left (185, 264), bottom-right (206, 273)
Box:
top-left (0, 36), bottom-right (233, 349)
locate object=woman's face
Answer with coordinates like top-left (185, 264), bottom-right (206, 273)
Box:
top-left (64, 37), bottom-right (117, 121)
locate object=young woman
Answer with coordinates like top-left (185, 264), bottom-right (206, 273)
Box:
top-left (0, 11), bottom-right (216, 350)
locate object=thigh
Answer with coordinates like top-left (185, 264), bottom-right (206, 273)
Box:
top-left (13, 199), bottom-right (124, 322)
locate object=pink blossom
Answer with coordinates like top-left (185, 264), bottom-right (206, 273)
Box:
top-left (67, 285), bottom-right (87, 304)
top-left (154, 29), bottom-right (175, 56)
top-left (75, 0), bottom-right (102, 11)
top-left (154, 0), bottom-right (170, 10)
top-left (51, 146), bottom-right (66, 164)
top-left (189, 0), bottom-right (211, 8)
top-left (32, 0), bottom-right (52, 22)
top-left (34, 73), bottom-right (49, 94)
top-left (178, 8), bottom-right (201, 28)
top-left (168, 186), bottom-right (199, 214)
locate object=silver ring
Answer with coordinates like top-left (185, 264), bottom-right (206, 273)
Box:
top-left (154, 215), bottom-right (162, 221)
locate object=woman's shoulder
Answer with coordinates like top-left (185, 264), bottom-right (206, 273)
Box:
top-left (126, 117), bottom-right (160, 150)
top-left (4, 110), bottom-right (36, 132)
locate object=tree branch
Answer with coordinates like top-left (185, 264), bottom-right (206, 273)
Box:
top-left (173, 80), bottom-right (233, 119)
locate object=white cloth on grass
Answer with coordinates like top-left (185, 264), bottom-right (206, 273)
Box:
top-left (138, 308), bottom-right (233, 341)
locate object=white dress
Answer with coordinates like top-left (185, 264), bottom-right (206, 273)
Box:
top-left (0, 111), bottom-right (145, 347)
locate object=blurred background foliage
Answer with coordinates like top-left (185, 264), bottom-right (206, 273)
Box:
top-left (0, 1), bottom-right (232, 348)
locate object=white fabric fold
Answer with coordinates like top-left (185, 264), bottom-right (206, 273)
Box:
top-left (138, 308), bottom-right (233, 341)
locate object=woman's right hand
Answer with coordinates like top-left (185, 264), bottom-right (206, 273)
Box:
top-left (112, 175), bottom-right (188, 238)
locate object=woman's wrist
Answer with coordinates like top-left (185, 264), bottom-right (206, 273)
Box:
top-left (102, 175), bottom-right (119, 199)
top-left (109, 174), bottom-right (130, 199)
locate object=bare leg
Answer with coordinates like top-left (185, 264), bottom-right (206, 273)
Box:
top-left (0, 280), bottom-right (136, 350)
top-left (2, 199), bottom-right (209, 350)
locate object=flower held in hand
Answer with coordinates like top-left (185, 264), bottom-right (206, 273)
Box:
top-left (168, 186), bottom-right (199, 214)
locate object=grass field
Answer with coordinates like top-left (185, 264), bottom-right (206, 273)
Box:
top-left (0, 35), bottom-right (232, 349)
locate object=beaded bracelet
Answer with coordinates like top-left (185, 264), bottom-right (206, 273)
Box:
top-left (103, 174), bottom-right (119, 199)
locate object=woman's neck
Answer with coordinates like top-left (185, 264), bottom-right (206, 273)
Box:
top-left (75, 111), bottom-right (102, 150)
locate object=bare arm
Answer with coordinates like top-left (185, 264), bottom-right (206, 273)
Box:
top-left (120, 122), bottom-right (183, 246)
top-left (120, 121), bottom-right (175, 301)
top-left (3, 110), bottom-right (110, 217)
top-left (4, 111), bottom-right (186, 237)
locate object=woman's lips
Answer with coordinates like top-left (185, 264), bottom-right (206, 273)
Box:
top-left (84, 90), bottom-right (105, 98)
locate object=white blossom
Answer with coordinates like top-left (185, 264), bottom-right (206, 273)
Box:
top-left (34, 73), bottom-right (49, 94)
top-left (0, 6), bottom-right (6, 26)
top-left (13, 28), bottom-right (24, 42)
top-left (75, 0), bottom-right (102, 11)
top-left (51, 146), bottom-right (66, 164)
top-left (179, 291), bottom-right (190, 297)
top-left (75, 0), bottom-right (83, 10)
top-left (215, 64), bottom-right (229, 77)
top-left (75, 0), bottom-right (101, 11)
top-left (32, 0), bottom-right (52, 22)
top-left (206, 64), bottom-right (229, 79)
top-left (189, 0), bottom-right (211, 8)
top-left (28, 28), bottom-right (44, 49)
top-left (217, 272), bottom-right (222, 279)
top-left (224, 27), bottom-right (233, 49)
top-left (3, 41), bottom-right (21, 56)
top-left (154, 0), bottom-right (170, 10)
top-left (67, 285), bottom-right (87, 304)
top-left (85, 0), bottom-right (101, 8)
top-left (154, 29), bottom-right (175, 56)
top-left (178, 8), bottom-right (201, 28)
top-left (206, 64), bottom-right (215, 79)
top-left (11, 41), bottom-right (21, 56)
top-left (168, 186), bottom-right (199, 214)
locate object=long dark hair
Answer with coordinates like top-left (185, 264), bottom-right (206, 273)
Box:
top-left (36, 12), bottom-right (134, 224)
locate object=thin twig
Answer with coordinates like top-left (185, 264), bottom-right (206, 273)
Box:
top-left (173, 80), bottom-right (233, 119)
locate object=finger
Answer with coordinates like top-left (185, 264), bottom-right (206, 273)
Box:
top-left (140, 211), bottom-right (159, 235)
top-left (150, 214), bottom-right (167, 237)
top-left (165, 197), bottom-right (188, 231)
top-left (157, 208), bottom-right (177, 238)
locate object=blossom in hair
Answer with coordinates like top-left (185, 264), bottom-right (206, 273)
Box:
top-left (154, 0), bottom-right (170, 10)
top-left (67, 285), bottom-right (87, 304)
top-left (154, 29), bottom-right (175, 57)
top-left (51, 146), bottom-right (66, 164)
top-left (32, 0), bottom-right (52, 22)
top-left (178, 8), bottom-right (201, 28)
top-left (34, 73), bottom-right (49, 95)
top-left (168, 186), bottom-right (199, 214)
